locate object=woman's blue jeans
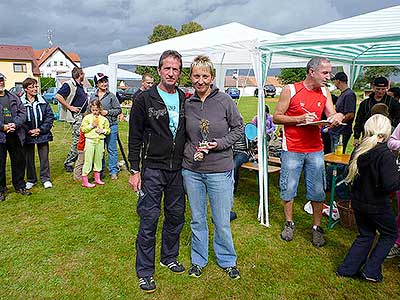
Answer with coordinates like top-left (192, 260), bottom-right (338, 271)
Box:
top-left (182, 168), bottom-right (237, 268)
top-left (104, 124), bottom-right (119, 175)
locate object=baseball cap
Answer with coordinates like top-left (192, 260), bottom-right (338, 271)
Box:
top-left (94, 73), bottom-right (108, 85)
top-left (0, 72), bottom-right (6, 80)
top-left (332, 72), bottom-right (348, 82)
top-left (373, 76), bottom-right (389, 87)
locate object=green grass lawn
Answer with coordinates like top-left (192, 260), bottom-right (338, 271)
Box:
top-left (0, 100), bottom-right (398, 300)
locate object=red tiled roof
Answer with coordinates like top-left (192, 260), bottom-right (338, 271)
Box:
top-left (225, 76), bottom-right (283, 87)
top-left (0, 44), bottom-right (40, 75)
top-left (35, 46), bottom-right (80, 67)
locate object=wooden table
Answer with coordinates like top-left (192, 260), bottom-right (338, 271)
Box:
top-left (241, 161), bottom-right (281, 173)
top-left (324, 153), bottom-right (351, 229)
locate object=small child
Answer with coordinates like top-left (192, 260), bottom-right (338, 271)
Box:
top-left (337, 114), bottom-right (399, 282)
top-left (80, 99), bottom-right (110, 188)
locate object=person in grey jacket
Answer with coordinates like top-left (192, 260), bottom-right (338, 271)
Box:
top-left (89, 73), bottom-right (121, 179)
top-left (0, 73), bottom-right (29, 201)
top-left (21, 77), bottom-right (54, 189)
top-left (182, 55), bottom-right (243, 280)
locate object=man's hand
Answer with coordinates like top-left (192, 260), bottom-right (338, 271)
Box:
top-left (296, 113), bottom-right (317, 124)
top-left (129, 173), bottom-right (141, 192)
top-left (353, 138), bottom-right (360, 147)
top-left (327, 113), bottom-right (345, 128)
top-left (69, 105), bottom-right (80, 113)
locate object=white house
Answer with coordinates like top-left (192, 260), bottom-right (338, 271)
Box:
top-left (34, 46), bottom-right (80, 78)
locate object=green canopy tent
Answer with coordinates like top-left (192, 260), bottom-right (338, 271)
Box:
top-left (252, 5), bottom-right (400, 227)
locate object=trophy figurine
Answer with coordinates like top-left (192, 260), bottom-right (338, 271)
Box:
top-left (194, 119), bottom-right (210, 161)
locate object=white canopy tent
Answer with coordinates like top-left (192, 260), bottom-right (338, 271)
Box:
top-left (258, 5), bottom-right (400, 88)
top-left (57, 64), bottom-right (141, 81)
top-left (107, 22), bottom-right (313, 227)
top-left (83, 64), bottom-right (141, 81)
top-left (245, 4), bottom-right (400, 227)
top-left (108, 22), bottom-right (310, 92)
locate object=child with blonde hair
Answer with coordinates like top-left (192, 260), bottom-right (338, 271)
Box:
top-left (337, 114), bottom-right (399, 282)
top-left (80, 99), bottom-right (110, 188)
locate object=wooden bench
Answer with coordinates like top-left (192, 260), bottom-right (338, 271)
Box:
top-left (268, 156), bottom-right (281, 166)
top-left (241, 161), bottom-right (281, 174)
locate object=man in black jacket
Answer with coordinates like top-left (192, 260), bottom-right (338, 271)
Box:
top-left (128, 50), bottom-right (186, 293)
top-left (353, 76), bottom-right (400, 145)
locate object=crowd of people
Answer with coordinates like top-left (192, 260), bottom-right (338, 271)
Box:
top-left (1, 52), bottom-right (399, 293)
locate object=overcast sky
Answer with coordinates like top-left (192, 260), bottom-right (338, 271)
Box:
top-left (1, 0), bottom-right (399, 68)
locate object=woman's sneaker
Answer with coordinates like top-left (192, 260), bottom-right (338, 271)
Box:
top-left (188, 264), bottom-right (202, 278)
top-left (160, 260), bottom-right (185, 274)
top-left (386, 245), bottom-right (400, 258)
top-left (25, 182), bottom-right (35, 190)
top-left (224, 266), bottom-right (240, 280)
top-left (138, 276), bottom-right (156, 293)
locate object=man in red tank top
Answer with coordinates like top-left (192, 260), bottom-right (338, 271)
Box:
top-left (273, 57), bottom-right (344, 247)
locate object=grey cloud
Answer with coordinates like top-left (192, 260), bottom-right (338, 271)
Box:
top-left (0, 0), bottom-right (398, 66)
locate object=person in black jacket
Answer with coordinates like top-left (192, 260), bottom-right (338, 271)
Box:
top-left (128, 50), bottom-right (186, 293)
top-left (21, 78), bottom-right (54, 189)
top-left (353, 76), bottom-right (400, 146)
top-left (0, 73), bottom-right (30, 201)
top-left (337, 114), bottom-right (399, 282)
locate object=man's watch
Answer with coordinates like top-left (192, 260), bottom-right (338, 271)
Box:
top-left (130, 169), bottom-right (140, 175)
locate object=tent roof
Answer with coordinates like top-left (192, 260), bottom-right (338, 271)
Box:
top-left (83, 64), bottom-right (141, 80)
top-left (57, 64), bottom-right (141, 80)
top-left (108, 22), bottom-right (309, 68)
top-left (259, 5), bottom-right (400, 66)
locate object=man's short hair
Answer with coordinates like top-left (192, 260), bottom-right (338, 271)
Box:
top-left (306, 57), bottom-right (330, 73)
top-left (371, 103), bottom-right (389, 117)
top-left (72, 67), bottom-right (83, 80)
top-left (332, 72), bottom-right (348, 83)
top-left (189, 55), bottom-right (215, 78)
top-left (158, 50), bottom-right (182, 71)
top-left (22, 77), bottom-right (37, 89)
top-left (373, 76), bottom-right (389, 87)
top-left (142, 73), bottom-right (154, 81)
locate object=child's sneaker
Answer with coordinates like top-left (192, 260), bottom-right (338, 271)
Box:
top-left (386, 244), bottom-right (400, 258)
top-left (25, 182), bottom-right (35, 190)
top-left (43, 181), bottom-right (53, 189)
top-left (138, 276), bottom-right (156, 293)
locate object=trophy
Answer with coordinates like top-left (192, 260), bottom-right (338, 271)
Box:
top-left (194, 119), bottom-right (210, 161)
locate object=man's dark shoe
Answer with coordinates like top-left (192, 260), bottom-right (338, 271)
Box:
top-left (281, 221), bottom-right (295, 241)
top-left (224, 266), bottom-right (240, 279)
top-left (188, 264), bottom-right (202, 278)
top-left (64, 165), bottom-right (73, 173)
top-left (312, 226), bottom-right (326, 247)
top-left (16, 188), bottom-right (32, 196)
top-left (230, 211), bottom-right (237, 221)
top-left (138, 276), bottom-right (156, 293)
top-left (0, 192), bottom-right (5, 202)
top-left (160, 260), bottom-right (185, 274)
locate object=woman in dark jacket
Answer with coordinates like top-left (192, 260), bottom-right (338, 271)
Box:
top-left (21, 78), bottom-right (54, 189)
top-left (337, 114), bottom-right (399, 282)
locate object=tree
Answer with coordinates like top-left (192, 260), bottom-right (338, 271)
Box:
top-left (136, 22), bottom-right (204, 86)
top-left (148, 24), bottom-right (178, 43)
top-left (179, 21), bottom-right (203, 36)
top-left (278, 68), bottom-right (307, 85)
top-left (354, 66), bottom-right (400, 89)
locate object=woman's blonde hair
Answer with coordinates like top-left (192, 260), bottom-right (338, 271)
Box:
top-left (189, 55), bottom-right (215, 78)
top-left (345, 114), bottom-right (392, 184)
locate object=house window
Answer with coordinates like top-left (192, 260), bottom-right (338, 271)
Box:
top-left (13, 63), bottom-right (27, 73)
top-left (53, 61), bottom-right (57, 66)
top-left (47, 62), bottom-right (51, 67)
top-left (60, 61), bottom-right (64, 66)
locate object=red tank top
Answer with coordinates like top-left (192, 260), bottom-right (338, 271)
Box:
top-left (282, 81), bottom-right (327, 152)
